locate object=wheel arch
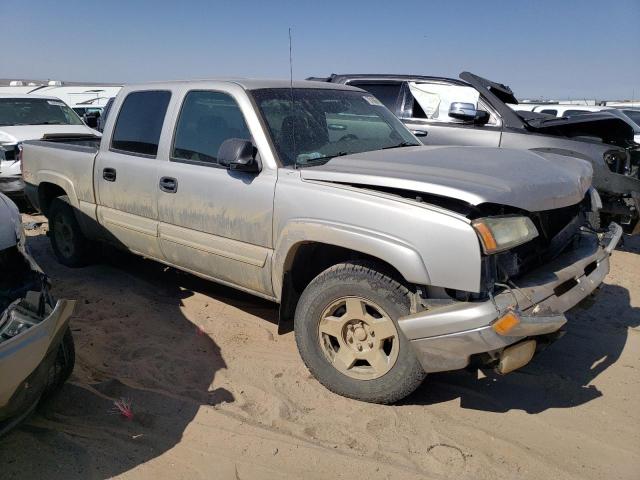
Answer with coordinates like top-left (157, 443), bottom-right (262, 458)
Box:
top-left (273, 221), bottom-right (430, 333)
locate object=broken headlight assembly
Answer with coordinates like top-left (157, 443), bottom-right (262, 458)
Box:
top-left (0, 226), bottom-right (50, 343)
top-left (603, 149), bottom-right (630, 175)
top-left (471, 216), bottom-right (539, 254)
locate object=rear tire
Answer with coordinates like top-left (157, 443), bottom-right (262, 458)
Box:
top-left (49, 195), bottom-right (91, 267)
top-left (294, 261), bottom-right (426, 404)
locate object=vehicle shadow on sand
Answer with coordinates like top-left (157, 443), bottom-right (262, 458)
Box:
top-left (403, 281), bottom-right (640, 413)
top-left (0, 231), bottom-right (270, 479)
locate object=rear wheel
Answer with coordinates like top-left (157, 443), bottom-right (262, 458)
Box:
top-left (49, 196), bottom-right (91, 267)
top-left (294, 261), bottom-right (426, 404)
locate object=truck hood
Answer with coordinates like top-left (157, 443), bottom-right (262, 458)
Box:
top-left (300, 146), bottom-right (593, 213)
top-left (0, 124), bottom-right (97, 144)
top-left (460, 72), bottom-right (635, 144)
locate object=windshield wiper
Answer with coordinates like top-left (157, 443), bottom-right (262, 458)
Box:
top-left (296, 151), bottom-right (349, 169)
top-left (382, 141), bottom-right (420, 150)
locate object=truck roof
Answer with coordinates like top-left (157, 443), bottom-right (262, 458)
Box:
top-left (121, 78), bottom-right (361, 91)
top-left (0, 93), bottom-right (66, 100)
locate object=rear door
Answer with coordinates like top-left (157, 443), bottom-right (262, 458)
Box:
top-left (155, 86), bottom-right (276, 297)
top-left (95, 89), bottom-right (171, 258)
top-left (343, 80), bottom-right (403, 114)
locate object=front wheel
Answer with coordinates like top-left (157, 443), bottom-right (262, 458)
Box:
top-left (294, 262), bottom-right (426, 404)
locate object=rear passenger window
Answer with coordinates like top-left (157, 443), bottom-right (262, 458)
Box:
top-left (347, 82), bottom-right (401, 111)
top-left (172, 91), bottom-right (251, 165)
top-left (111, 91), bottom-right (171, 156)
top-left (540, 109), bottom-right (558, 116)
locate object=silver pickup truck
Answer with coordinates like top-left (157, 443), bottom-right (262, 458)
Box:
top-left (22, 80), bottom-right (622, 403)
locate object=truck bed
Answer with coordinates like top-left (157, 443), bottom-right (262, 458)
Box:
top-left (22, 137), bottom-right (101, 211)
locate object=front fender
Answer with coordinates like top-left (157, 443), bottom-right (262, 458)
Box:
top-left (272, 220), bottom-right (430, 299)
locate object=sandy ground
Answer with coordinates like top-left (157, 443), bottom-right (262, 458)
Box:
top-left (1, 214), bottom-right (639, 480)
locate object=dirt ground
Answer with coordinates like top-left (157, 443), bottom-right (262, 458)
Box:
top-left (1, 214), bottom-right (639, 480)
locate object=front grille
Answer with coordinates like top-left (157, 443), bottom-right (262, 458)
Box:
top-left (496, 200), bottom-right (587, 281)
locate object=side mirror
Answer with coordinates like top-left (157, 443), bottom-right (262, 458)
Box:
top-left (217, 138), bottom-right (260, 172)
top-left (84, 115), bottom-right (98, 128)
top-left (448, 102), bottom-right (478, 122)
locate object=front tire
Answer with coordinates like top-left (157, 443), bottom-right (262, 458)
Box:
top-left (49, 195), bottom-right (91, 267)
top-left (294, 261), bottom-right (426, 404)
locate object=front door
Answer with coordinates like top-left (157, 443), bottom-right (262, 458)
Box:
top-left (399, 81), bottom-right (502, 147)
top-left (95, 90), bottom-right (172, 258)
top-left (155, 88), bottom-right (276, 297)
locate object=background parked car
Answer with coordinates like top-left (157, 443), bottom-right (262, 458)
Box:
top-left (0, 193), bottom-right (76, 436)
top-left (310, 72), bottom-right (640, 234)
top-left (0, 94), bottom-right (99, 198)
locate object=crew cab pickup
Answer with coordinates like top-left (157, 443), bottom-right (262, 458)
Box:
top-left (310, 73), bottom-right (640, 234)
top-left (22, 80), bottom-right (622, 403)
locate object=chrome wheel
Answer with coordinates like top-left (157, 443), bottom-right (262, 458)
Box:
top-left (318, 296), bottom-right (400, 380)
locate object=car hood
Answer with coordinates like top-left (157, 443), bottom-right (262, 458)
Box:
top-left (460, 72), bottom-right (635, 144)
top-left (0, 193), bottom-right (21, 251)
top-left (299, 146), bottom-right (593, 213)
top-left (0, 124), bottom-right (97, 144)
top-left (523, 112), bottom-right (635, 145)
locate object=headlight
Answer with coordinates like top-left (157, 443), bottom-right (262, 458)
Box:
top-left (603, 149), bottom-right (629, 174)
top-left (471, 216), bottom-right (538, 254)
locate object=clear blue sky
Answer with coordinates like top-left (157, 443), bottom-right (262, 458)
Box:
top-left (2, 0), bottom-right (638, 100)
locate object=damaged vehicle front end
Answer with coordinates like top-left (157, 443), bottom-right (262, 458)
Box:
top-left (0, 193), bottom-right (75, 436)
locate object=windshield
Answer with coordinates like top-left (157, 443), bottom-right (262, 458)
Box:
top-left (622, 110), bottom-right (640, 130)
top-left (250, 88), bottom-right (420, 167)
top-left (0, 98), bottom-right (84, 127)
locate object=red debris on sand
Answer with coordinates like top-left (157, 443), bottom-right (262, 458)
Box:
top-left (112, 398), bottom-right (134, 420)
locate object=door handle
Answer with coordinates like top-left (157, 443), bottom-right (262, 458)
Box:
top-left (410, 129), bottom-right (428, 137)
top-left (159, 176), bottom-right (178, 193)
top-left (103, 167), bottom-right (116, 182)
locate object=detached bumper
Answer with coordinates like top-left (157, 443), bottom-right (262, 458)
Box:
top-left (0, 297), bottom-right (76, 420)
top-left (399, 223), bottom-right (623, 374)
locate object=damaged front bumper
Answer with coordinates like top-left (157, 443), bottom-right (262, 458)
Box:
top-left (0, 297), bottom-right (76, 425)
top-left (0, 220), bottom-right (76, 432)
top-left (399, 223), bottom-right (623, 374)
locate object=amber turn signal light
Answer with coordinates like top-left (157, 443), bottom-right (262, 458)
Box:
top-left (492, 310), bottom-right (521, 335)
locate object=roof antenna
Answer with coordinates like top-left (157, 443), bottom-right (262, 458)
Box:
top-left (289, 27), bottom-right (297, 168)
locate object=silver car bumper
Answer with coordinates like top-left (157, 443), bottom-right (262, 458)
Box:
top-left (0, 297), bottom-right (76, 410)
top-left (399, 223), bottom-right (623, 374)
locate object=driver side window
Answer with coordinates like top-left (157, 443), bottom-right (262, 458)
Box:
top-left (172, 90), bottom-right (251, 166)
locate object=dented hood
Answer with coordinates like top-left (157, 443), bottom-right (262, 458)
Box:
top-left (300, 146), bottom-right (593, 212)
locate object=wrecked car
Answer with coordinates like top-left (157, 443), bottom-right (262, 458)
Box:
top-left (0, 193), bottom-right (75, 435)
top-left (309, 72), bottom-right (640, 234)
top-left (22, 80), bottom-right (621, 403)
